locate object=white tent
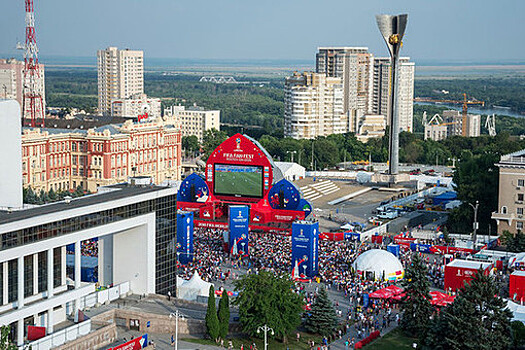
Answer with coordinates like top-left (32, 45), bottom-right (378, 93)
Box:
top-left (509, 253), bottom-right (525, 269)
top-left (353, 249), bottom-right (404, 281)
top-left (177, 272), bottom-right (213, 301)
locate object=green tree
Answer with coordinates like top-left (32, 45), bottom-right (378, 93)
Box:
top-left (442, 226), bottom-right (451, 244)
top-left (217, 292), bottom-right (230, 340)
top-left (425, 269), bottom-right (512, 350)
top-left (511, 320), bottom-right (525, 349)
top-left (1, 325), bottom-right (17, 350)
top-left (205, 285), bottom-right (220, 342)
top-left (203, 129), bottom-right (228, 160)
top-left (448, 151), bottom-right (499, 234)
top-left (233, 271), bottom-right (303, 341)
top-left (501, 230), bottom-right (525, 253)
top-left (47, 188), bottom-right (57, 202)
top-left (182, 135), bottom-right (200, 156)
top-left (400, 255), bottom-right (433, 339)
top-left (303, 287), bottom-right (338, 336)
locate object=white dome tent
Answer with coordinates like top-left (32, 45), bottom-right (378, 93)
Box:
top-left (177, 272), bottom-right (213, 301)
top-left (353, 249), bottom-right (404, 281)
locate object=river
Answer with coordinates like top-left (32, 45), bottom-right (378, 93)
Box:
top-left (414, 102), bottom-right (524, 118)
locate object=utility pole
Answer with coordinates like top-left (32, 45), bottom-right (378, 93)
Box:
top-left (469, 200), bottom-right (479, 247)
top-left (311, 140), bottom-right (314, 170)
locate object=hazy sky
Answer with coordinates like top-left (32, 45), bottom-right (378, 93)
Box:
top-left (0, 0), bottom-right (523, 63)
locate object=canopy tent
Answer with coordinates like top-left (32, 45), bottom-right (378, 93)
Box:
top-left (369, 285), bottom-right (404, 299)
top-left (429, 291), bottom-right (455, 306)
top-left (177, 272), bottom-right (213, 301)
top-left (384, 285), bottom-right (404, 295)
top-left (353, 249), bottom-right (404, 281)
top-left (509, 253), bottom-right (525, 269)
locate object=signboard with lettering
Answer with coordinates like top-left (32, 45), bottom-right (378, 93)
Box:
top-left (109, 334), bottom-right (148, 350)
top-left (229, 205), bottom-right (249, 256)
top-left (177, 211), bottom-right (194, 265)
top-left (291, 221), bottom-right (319, 279)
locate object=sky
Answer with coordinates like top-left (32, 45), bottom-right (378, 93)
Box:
top-left (0, 0), bottom-right (523, 64)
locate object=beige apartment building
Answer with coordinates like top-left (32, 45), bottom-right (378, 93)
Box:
top-left (111, 93), bottom-right (161, 120)
top-left (0, 58), bottom-right (46, 116)
top-left (164, 105), bottom-right (220, 142)
top-left (492, 149), bottom-right (525, 235)
top-left (97, 47), bottom-right (144, 115)
top-left (284, 72), bottom-right (345, 139)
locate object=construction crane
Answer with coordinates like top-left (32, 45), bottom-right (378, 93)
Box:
top-left (414, 93), bottom-right (485, 136)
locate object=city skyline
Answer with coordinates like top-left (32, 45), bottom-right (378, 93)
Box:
top-left (0, 0), bottom-right (523, 63)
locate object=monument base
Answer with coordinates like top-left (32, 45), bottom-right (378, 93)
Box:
top-left (371, 173), bottom-right (410, 184)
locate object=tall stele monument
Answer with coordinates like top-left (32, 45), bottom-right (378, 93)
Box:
top-left (376, 14), bottom-right (408, 179)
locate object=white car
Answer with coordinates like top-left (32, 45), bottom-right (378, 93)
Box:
top-left (377, 211), bottom-right (398, 220)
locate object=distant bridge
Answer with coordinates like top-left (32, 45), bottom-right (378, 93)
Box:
top-left (199, 76), bottom-right (270, 85)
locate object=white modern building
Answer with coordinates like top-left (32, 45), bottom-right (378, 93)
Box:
top-left (284, 72), bottom-right (345, 139)
top-left (111, 93), bottom-right (161, 120)
top-left (372, 57), bottom-right (415, 133)
top-left (164, 105), bottom-right (220, 142)
top-left (97, 47), bottom-right (144, 115)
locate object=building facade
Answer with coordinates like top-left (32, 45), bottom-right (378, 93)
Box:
top-left (22, 118), bottom-right (182, 193)
top-left (0, 184), bottom-right (177, 347)
top-left (0, 58), bottom-right (46, 116)
top-left (164, 105), bottom-right (220, 142)
top-left (372, 57), bottom-right (415, 132)
top-left (97, 47), bottom-right (144, 115)
top-left (492, 149), bottom-right (525, 235)
top-left (284, 72), bottom-right (344, 139)
top-left (111, 93), bottom-right (161, 120)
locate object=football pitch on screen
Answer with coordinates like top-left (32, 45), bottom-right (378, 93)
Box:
top-left (215, 171), bottom-right (262, 197)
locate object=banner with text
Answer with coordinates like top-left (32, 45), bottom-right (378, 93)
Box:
top-left (177, 211), bottom-right (194, 265)
top-left (291, 221), bottom-right (319, 279)
top-left (229, 205), bottom-right (250, 256)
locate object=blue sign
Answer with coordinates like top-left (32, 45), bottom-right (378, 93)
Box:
top-left (177, 211), bottom-right (194, 265)
top-left (409, 243), bottom-right (431, 253)
top-left (387, 244), bottom-right (400, 257)
top-left (229, 205), bottom-right (249, 256)
top-left (177, 173), bottom-right (210, 203)
top-left (298, 199), bottom-right (313, 218)
top-left (268, 179), bottom-right (301, 210)
top-left (291, 221), bottom-right (319, 279)
top-left (363, 294), bottom-right (370, 308)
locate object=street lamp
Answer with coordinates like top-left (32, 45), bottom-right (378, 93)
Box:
top-left (169, 309), bottom-right (187, 350)
top-left (257, 324), bottom-right (274, 350)
top-left (469, 200), bottom-right (479, 247)
top-left (286, 150), bottom-right (297, 163)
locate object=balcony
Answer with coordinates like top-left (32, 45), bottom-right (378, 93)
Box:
top-left (491, 211), bottom-right (514, 224)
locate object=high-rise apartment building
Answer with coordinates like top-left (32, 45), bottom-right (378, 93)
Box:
top-left (316, 47), bottom-right (372, 117)
top-left (0, 58), bottom-right (45, 115)
top-left (492, 149), bottom-right (525, 235)
top-left (372, 57), bottom-right (415, 132)
top-left (97, 47), bottom-right (144, 115)
top-left (284, 72), bottom-right (344, 139)
top-left (111, 93), bottom-right (161, 120)
top-left (164, 105), bottom-right (221, 143)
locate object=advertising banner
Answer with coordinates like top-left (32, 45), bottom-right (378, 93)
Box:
top-left (291, 221), bottom-right (319, 279)
top-left (177, 211), bottom-right (194, 265)
top-left (109, 334), bottom-right (148, 350)
top-left (229, 205), bottom-right (250, 256)
top-left (27, 326), bottom-right (46, 341)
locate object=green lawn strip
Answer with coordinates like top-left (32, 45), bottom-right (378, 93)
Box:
top-left (366, 328), bottom-right (417, 350)
top-left (182, 331), bottom-right (323, 349)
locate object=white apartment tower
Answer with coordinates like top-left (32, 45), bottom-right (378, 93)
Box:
top-left (97, 47), bottom-right (144, 115)
top-left (164, 105), bottom-right (221, 142)
top-left (372, 57), bottom-right (415, 132)
top-left (284, 72), bottom-right (344, 139)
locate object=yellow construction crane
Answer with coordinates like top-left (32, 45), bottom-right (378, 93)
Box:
top-left (415, 93), bottom-right (485, 136)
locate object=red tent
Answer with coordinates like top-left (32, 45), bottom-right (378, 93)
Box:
top-left (429, 291), bottom-right (455, 306)
top-left (369, 289), bottom-right (393, 299)
top-left (391, 292), bottom-right (406, 301)
top-left (384, 285), bottom-right (404, 295)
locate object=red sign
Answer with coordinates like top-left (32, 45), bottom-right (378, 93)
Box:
top-left (138, 112), bottom-right (149, 122)
top-left (27, 326), bottom-right (46, 341)
top-left (109, 335), bottom-right (148, 350)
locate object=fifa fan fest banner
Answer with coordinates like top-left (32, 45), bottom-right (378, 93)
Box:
top-left (291, 221), bottom-right (319, 279)
top-left (109, 334), bottom-right (148, 350)
top-left (229, 205), bottom-right (250, 256)
top-left (177, 210), bottom-right (194, 265)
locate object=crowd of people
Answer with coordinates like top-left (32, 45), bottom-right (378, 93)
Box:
top-left (66, 239), bottom-right (99, 257)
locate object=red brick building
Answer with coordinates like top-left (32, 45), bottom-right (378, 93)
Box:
top-left (21, 119), bottom-right (181, 192)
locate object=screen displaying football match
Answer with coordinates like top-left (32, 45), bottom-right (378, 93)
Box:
top-left (214, 164), bottom-right (263, 198)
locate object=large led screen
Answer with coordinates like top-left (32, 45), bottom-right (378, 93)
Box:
top-left (214, 164), bottom-right (263, 198)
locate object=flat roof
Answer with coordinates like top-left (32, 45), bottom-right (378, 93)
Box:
top-left (447, 259), bottom-right (492, 269)
top-left (0, 184), bottom-right (175, 225)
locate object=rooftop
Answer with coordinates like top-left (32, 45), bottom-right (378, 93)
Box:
top-left (500, 148), bottom-right (525, 166)
top-left (447, 259), bottom-right (492, 269)
top-left (0, 184), bottom-right (174, 226)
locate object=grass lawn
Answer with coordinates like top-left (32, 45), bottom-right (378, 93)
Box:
top-left (366, 328), bottom-right (417, 350)
top-left (182, 331), bottom-right (323, 350)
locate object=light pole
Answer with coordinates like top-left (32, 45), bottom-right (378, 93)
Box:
top-left (257, 324), bottom-right (274, 350)
top-left (169, 309), bottom-right (187, 350)
top-left (286, 150), bottom-right (297, 163)
top-left (469, 200), bottom-right (479, 247)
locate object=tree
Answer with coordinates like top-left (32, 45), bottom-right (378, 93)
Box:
top-left (303, 287), bottom-right (338, 336)
top-left (182, 135), bottom-right (200, 156)
top-left (425, 269), bottom-right (512, 350)
top-left (233, 271), bottom-right (303, 341)
top-left (205, 285), bottom-right (220, 342)
top-left (203, 129), bottom-right (228, 160)
top-left (400, 254), bottom-right (433, 339)
top-left (1, 325), bottom-right (17, 350)
top-left (501, 230), bottom-right (525, 253)
top-left (442, 226), bottom-right (451, 244)
top-left (511, 320), bottom-right (525, 349)
top-left (217, 292), bottom-right (230, 340)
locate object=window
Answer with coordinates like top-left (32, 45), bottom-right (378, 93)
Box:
top-left (518, 222), bottom-right (524, 230)
top-left (518, 208), bottom-right (524, 215)
top-left (519, 179), bottom-right (525, 187)
top-left (519, 194), bottom-right (524, 202)
top-left (502, 206), bottom-right (508, 214)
